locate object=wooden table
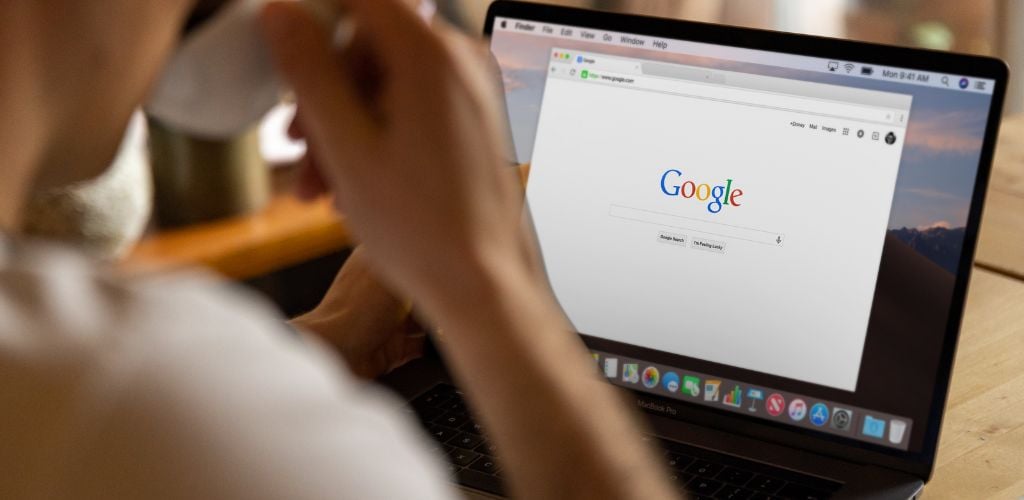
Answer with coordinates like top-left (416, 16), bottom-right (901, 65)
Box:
top-left (926, 115), bottom-right (1024, 499)
top-left (122, 115), bottom-right (1024, 497)
top-left (926, 267), bottom-right (1024, 498)
top-left (976, 115), bottom-right (1024, 280)
top-left (124, 192), bottom-right (351, 280)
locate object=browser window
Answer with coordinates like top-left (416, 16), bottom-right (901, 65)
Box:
top-left (529, 49), bottom-right (910, 391)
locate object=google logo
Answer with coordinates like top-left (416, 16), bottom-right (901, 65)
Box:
top-left (660, 169), bottom-right (744, 214)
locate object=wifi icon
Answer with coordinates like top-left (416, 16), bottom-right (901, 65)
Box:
top-left (844, 63), bottom-right (855, 73)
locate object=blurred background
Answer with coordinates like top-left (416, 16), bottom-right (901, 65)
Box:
top-left (40, 0), bottom-right (1017, 319)
top-left (439, 0), bottom-right (1024, 114)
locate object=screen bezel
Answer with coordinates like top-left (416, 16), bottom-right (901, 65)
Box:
top-left (484, 0), bottom-right (1009, 480)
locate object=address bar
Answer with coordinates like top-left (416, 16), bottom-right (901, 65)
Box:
top-left (585, 69), bottom-right (898, 125)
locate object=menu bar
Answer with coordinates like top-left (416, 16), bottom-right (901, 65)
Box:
top-left (590, 350), bottom-right (913, 450)
top-left (495, 17), bottom-right (995, 95)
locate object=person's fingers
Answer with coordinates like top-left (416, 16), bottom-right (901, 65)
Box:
top-left (260, 2), bottom-right (375, 157)
top-left (335, 0), bottom-right (441, 62)
top-left (333, 28), bottom-right (388, 123)
top-left (287, 109), bottom-right (304, 140)
top-left (397, 332), bottom-right (427, 367)
top-left (389, 326), bottom-right (428, 372)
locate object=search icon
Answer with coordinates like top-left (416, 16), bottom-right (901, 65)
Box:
top-left (942, 75), bottom-right (949, 86)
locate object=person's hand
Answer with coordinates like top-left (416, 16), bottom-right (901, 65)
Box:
top-left (260, 0), bottom-right (527, 317)
top-left (262, 5), bottom-right (679, 498)
top-left (290, 247), bottom-right (426, 379)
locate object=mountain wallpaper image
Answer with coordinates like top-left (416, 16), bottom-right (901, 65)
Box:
top-left (887, 226), bottom-right (965, 274)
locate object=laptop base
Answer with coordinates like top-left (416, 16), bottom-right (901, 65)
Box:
top-left (380, 354), bottom-right (924, 500)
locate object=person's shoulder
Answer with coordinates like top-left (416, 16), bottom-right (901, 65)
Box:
top-left (0, 241), bottom-right (310, 433)
top-left (0, 242), bottom-right (454, 499)
top-left (0, 240), bottom-right (284, 357)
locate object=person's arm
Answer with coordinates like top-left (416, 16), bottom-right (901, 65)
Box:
top-left (429, 249), bottom-right (676, 499)
top-left (259, 1), bottom-right (678, 498)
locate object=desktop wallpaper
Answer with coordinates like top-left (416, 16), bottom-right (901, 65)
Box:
top-left (491, 30), bottom-right (994, 274)
top-left (490, 28), bottom-right (1002, 447)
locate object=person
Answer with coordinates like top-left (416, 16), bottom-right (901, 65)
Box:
top-left (0, 0), bottom-right (678, 499)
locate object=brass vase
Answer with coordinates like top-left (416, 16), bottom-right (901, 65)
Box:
top-left (147, 116), bottom-right (269, 228)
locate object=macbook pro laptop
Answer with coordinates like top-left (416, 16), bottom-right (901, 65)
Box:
top-left (384, 2), bottom-right (1010, 498)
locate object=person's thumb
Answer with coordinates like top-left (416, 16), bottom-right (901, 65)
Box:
top-left (259, 1), bottom-right (373, 153)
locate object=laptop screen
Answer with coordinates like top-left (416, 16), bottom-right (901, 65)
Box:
top-left (489, 15), bottom-right (996, 454)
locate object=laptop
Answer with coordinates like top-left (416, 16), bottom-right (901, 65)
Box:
top-left (383, 2), bottom-right (1010, 498)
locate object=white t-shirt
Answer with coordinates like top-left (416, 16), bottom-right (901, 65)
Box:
top-left (0, 240), bottom-right (455, 500)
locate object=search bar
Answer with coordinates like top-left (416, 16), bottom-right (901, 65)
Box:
top-left (608, 204), bottom-right (785, 247)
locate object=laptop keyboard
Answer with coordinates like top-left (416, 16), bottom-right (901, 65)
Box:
top-left (404, 383), bottom-right (841, 499)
